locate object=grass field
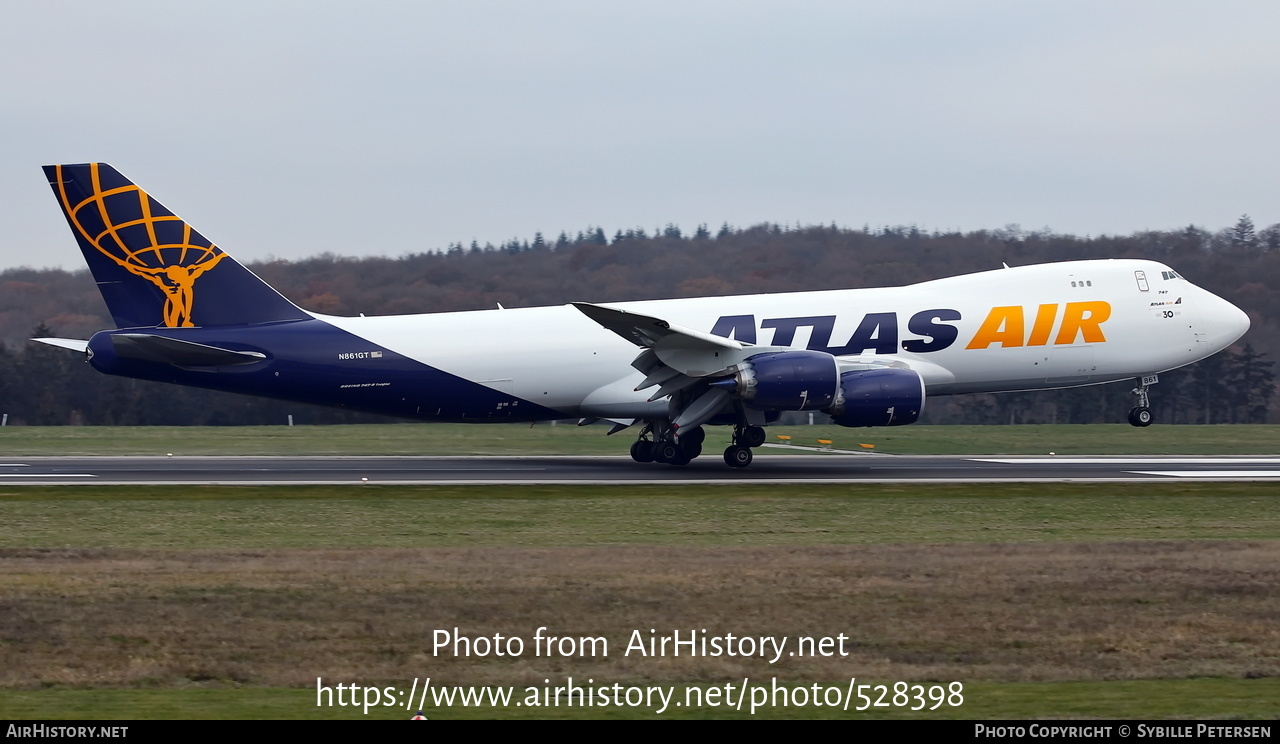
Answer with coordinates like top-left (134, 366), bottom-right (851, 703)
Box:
top-left (2, 422), bottom-right (1279, 456)
top-left (2, 483), bottom-right (1279, 548)
top-left (1, 425), bottom-right (1279, 719)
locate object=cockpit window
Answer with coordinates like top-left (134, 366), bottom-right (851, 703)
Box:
top-left (1160, 270), bottom-right (1181, 280)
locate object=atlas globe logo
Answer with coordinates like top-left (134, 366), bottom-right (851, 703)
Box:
top-left (57, 163), bottom-right (226, 328)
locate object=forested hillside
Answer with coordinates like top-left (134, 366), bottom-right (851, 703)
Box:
top-left (1, 218), bottom-right (1275, 425)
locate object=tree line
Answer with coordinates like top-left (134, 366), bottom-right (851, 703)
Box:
top-left (0, 216), bottom-right (1275, 426)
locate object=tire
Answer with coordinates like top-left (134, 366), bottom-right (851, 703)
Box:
top-left (658, 441), bottom-right (681, 463)
top-left (681, 426), bottom-right (706, 448)
top-left (1129, 406), bottom-right (1153, 427)
top-left (743, 426), bottom-right (767, 448)
top-left (679, 440), bottom-right (703, 460)
top-left (630, 440), bottom-right (655, 463)
top-left (723, 445), bottom-right (753, 468)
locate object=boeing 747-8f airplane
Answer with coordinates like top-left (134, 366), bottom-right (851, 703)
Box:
top-left (37, 164), bottom-right (1250, 467)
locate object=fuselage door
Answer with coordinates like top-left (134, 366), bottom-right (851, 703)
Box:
top-left (1046, 344), bottom-right (1095, 384)
top-left (1134, 270), bottom-right (1150, 292)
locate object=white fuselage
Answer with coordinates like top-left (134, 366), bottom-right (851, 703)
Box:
top-left (319, 258), bottom-right (1250, 420)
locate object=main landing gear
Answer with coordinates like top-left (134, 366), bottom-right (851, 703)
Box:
top-left (723, 423), bottom-right (766, 469)
top-left (629, 421), bottom-right (766, 468)
top-left (1128, 376), bottom-right (1154, 427)
top-left (630, 422), bottom-right (705, 466)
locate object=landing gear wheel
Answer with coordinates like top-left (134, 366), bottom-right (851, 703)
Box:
top-left (743, 426), bottom-right (767, 448)
top-left (679, 440), bottom-right (703, 460)
top-left (1127, 407), bottom-right (1153, 427)
top-left (724, 445), bottom-right (753, 468)
top-left (658, 441), bottom-right (681, 464)
top-left (630, 440), bottom-right (655, 463)
top-left (680, 426), bottom-right (706, 448)
top-left (1129, 376), bottom-right (1155, 427)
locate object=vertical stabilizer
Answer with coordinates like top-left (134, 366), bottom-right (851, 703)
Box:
top-left (44, 163), bottom-right (310, 329)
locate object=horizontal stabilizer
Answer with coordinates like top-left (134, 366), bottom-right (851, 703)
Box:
top-left (33, 337), bottom-right (89, 353)
top-left (111, 333), bottom-right (267, 367)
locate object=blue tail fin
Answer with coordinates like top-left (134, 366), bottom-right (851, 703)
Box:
top-left (43, 163), bottom-right (310, 329)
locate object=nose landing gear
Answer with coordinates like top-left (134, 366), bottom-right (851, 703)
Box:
top-left (1128, 375), bottom-right (1156, 427)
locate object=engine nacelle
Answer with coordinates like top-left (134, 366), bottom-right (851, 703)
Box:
top-left (827, 368), bottom-right (925, 427)
top-left (727, 350), bottom-right (841, 411)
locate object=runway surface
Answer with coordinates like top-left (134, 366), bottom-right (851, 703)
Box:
top-left (4, 453), bottom-right (1280, 485)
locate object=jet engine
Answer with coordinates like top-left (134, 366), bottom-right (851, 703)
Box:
top-left (826, 368), bottom-right (924, 427)
top-left (715, 350), bottom-right (841, 411)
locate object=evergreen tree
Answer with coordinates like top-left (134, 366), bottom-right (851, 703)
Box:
top-left (1232, 215), bottom-right (1258, 248)
top-left (17, 325), bottom-right (81, 424)
top-left (1227, 344), bottom-right (1275, 423)
top-left (1190, 352), bottom-right (1230, 424)
top-left (1261, 224), bottom-right (1280, 252)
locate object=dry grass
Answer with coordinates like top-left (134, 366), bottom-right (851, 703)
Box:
top-left (3, 541), bottom-right (1277, 690)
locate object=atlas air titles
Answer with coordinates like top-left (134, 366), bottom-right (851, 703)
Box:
top-left (711, 301), bottom-right (1111, 355)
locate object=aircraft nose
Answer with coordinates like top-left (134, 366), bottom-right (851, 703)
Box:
top-left (1198, 290), bottom-right (1250, 351)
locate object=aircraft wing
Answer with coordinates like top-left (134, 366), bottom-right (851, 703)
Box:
top-left (832, 355), bottom-right (957, 387)
top-left (572, 302), bottom-right (787, 399)
top-left (571, 302), bottom-right (740, 353)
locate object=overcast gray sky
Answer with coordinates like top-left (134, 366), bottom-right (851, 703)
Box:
top-left (2, 0), bottom-right (1277, 270)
